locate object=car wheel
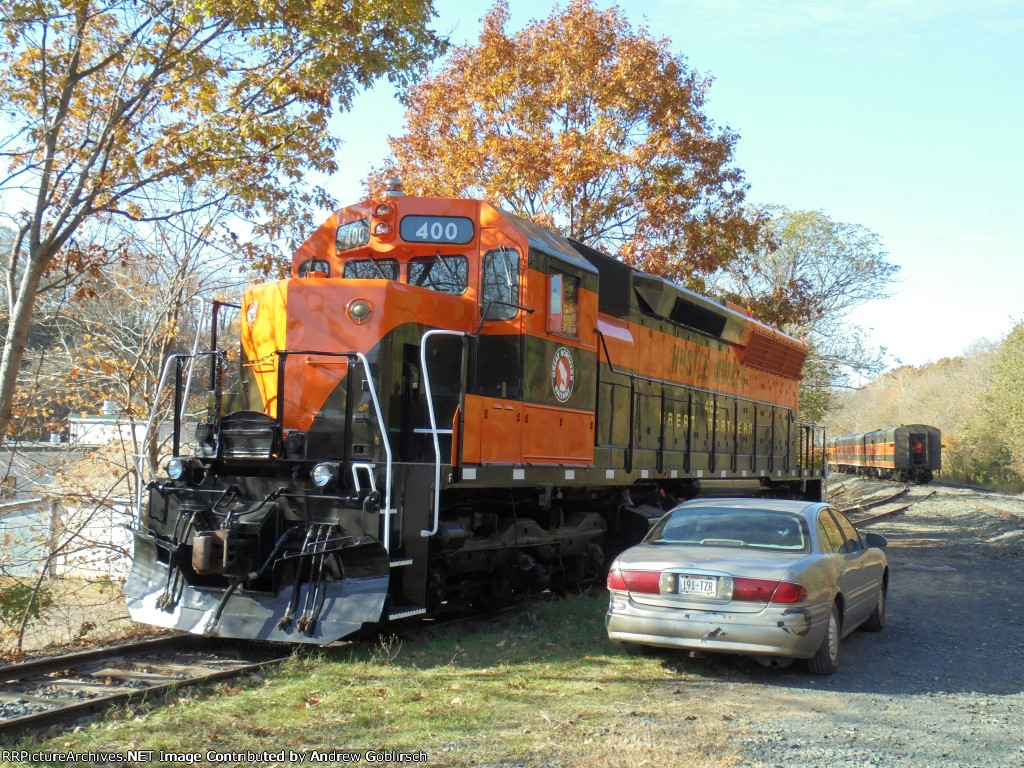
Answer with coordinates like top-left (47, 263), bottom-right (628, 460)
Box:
top-left (861, 584), bottom-right (886, 632)
top-left (807, 603), bottom-right (840, 675)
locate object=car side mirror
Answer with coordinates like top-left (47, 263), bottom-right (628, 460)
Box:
top-left (864, 532), bottom-right (888, 548)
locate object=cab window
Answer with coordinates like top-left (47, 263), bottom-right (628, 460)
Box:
top-left (547, 272), bottom-right (579, 336)
top-left (481, 248), bottom-right (520, 320)
top-left (343, 258), bottom-right (398, 280)
top-left (298, 259), bottom-right (330, 278)
top-left (408, 255), bottom-right (468, 295)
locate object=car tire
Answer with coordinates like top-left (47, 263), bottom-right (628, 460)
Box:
top-left (807, 603), bottom-right (840, 675)
top-left (861, 584), bottom-right (886, 632)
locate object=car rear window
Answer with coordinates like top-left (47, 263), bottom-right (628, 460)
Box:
top-left (647, 508), bottom-right (810, 552)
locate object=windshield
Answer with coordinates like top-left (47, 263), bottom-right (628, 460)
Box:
top-left (647, 507), bottom-right (810, 552)
top-left (408, 255), bottom-right (468, 294)
top-left (343, 258), bottom-right (398, 280)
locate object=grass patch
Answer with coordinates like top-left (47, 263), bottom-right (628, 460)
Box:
top-left (14, 592), bottom-right (743, 768)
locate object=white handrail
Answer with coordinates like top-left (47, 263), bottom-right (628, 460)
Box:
top-left (353, 352), bottom-right (393, 552)
top-left (179, 297), bottom-right (209, 425)
top-left (350, 462), bottom-right (377, 494)
top-left (419, 329), bottom-right (467, 537)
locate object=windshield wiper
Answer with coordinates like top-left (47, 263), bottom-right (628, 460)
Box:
top-left (434, 251), bottom-right (460, 284)
top-left (364, 251), bottom-right (390, 279)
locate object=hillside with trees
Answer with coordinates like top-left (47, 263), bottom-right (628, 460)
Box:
top-left (825, 324), bottom-right (1024, 489)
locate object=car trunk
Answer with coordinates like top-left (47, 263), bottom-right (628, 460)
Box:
top-left (619, 543), bottom-right (810, 613)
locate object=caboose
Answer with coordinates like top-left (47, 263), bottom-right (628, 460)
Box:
top-left (124, 181), bottom-right (825, 643)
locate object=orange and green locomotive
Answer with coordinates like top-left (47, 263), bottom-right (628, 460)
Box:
top-left (125, 182), bottom-right (825, 643)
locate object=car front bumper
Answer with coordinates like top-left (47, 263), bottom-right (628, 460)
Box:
top-left (606, 592), bottom-right (831, 659)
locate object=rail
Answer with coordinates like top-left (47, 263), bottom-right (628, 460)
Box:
top-left (133, 299), bottom-right (234, 525)
top-left (135, 310), bottom-right (396, 551)
top-left (0, 635), bottom-right (289, 740)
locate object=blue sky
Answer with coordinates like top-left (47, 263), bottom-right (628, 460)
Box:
top-left (327, 0), bottom-right (1024, 370)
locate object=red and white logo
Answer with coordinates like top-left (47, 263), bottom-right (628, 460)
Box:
top-left (551, 346), bottom-right (575, 402)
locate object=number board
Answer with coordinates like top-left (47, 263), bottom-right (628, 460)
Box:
top-left (336, 218), bottom-right (370, 252)
top-left (399, 215), bottom-right (474, 244)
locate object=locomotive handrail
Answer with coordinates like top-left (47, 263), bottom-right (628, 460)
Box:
top-left (419, 329), bottom-right (469, 537)
top-left (354, 351), bottom-right (393, 552)
top-left (796, 421), bottom-right (826, 471)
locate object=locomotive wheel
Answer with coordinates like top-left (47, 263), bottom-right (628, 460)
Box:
top-left (474, 567), bottom-right (514, 613)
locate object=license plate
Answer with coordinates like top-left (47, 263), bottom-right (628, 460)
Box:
top-left (678, 575), bottom-right (717, 596)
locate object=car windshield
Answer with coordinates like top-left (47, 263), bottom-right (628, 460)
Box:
top-left (647, 507), bottom-right (810, 552)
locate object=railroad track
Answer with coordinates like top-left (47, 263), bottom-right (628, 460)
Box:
top-left (846, 490), bottom-right (936, 528)
top-left (929, 479), bottom-right (1000, 494)
top-left (0, 634), bottom-right (292, 742)
top-left (841, 486), bottom-right (910, 515)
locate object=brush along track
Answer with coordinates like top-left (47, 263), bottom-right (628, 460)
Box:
top-left (0, 634), bottom-right (291, 742)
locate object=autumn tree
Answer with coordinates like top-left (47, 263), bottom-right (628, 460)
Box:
top-left (711, 208), bottom-right (900, 421)
top-left (0, 0), bottom-right (445, 439)
top-left (980, 322), bottom-right (1024, 480)
top-left (1, 190), bottom-right (244, 653)
top-left (381, 0), bottom-right (761, 285)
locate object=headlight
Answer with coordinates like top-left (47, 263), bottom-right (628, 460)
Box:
top-left (311, 462), bottom-right (340, 488)
top-left (166, 457), bottom-right (189, 480)
top-left (347, 298), bottom-right (373, 324)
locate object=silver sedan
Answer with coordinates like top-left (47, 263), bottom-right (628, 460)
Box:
top-left (605, 498), bottom-right (888, 674)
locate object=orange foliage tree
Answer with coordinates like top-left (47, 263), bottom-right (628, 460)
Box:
top-left (0, 0), bottom-right (445, 438)
top-left (381, 0), bottom-right (762, 286)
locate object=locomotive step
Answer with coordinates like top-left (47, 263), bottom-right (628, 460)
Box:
top-left (389, 558), bottom-right (413, 568)
top-left (387, 604), bottom-right (427, 621)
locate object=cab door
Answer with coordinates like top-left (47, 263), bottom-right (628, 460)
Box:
top-left (462, 230), bottom-right (525, 464)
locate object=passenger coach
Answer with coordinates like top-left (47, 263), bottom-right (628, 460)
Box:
top-left (827, 425), bottom-right (941, 483)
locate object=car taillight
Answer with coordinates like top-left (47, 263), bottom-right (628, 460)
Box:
top-left (607, 566), bottom-right (626, 591)
top-left (732, 578), bottom-right (807, 603)
top-left (770, 581), bottom-right (808, 603)
top-left (606, 567), bottom-right (661, 594)
top-left (622, 570), bottom-right (661, 594)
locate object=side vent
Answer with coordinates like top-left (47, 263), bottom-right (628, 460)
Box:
top-left (740, 326), bottom-right (807, 379)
